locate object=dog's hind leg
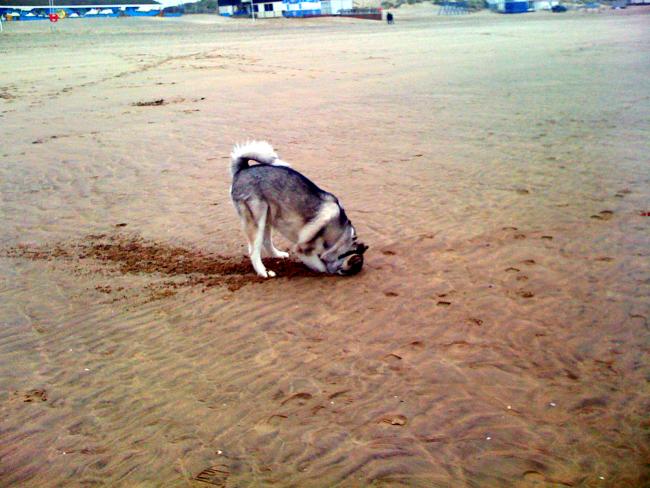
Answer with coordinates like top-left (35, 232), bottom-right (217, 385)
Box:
top-left (234, 201), bottom-right (256, 255)
top-left (249, 201), bottom-right (275, 278)
top-left (263, 215), bottom-right (289, 259)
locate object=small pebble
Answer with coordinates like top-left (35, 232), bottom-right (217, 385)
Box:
top-left (486, 436), bottom-right (491, 440)
top-left (549, 402), bottom-right (556, 407)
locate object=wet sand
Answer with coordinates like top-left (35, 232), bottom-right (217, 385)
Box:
top-left (1, 7), bottom-right (649, 487)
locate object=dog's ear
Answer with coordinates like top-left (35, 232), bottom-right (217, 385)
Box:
top-left (356, 243), bottom-right (368, 255)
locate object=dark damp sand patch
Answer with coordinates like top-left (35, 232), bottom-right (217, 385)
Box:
top-left (133, 98), bottom-right (166, 107)
top-left (2, 233), bottom-right (323, 301)
top-left (591, 210), bottom-right (614, 221)
top-left (132, 96), bottom-right (205, 108)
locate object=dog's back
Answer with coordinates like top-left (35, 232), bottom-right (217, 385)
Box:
top-left (232, 165), bottom-right (331, 221)
top-left (230, 141), bottom-right (337, 226)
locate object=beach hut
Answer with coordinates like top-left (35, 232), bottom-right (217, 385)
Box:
top-left (282, 0), bottom-right (354, 16)
top-left (216, 0), bottom-right (237, 16)
top-left (218, 0), bottom-right (285, 17)
top-left (217, 0), bottom-right (363, 17)
top-left (253, 0), bottom-right (286, 17)
top-left (282, 0), bottom-right (321, 17)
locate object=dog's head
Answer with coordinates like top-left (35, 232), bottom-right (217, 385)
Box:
top-left (335, 241), bottom-right (369, 275)
top-left (320, 225), bottom-right (368, 276)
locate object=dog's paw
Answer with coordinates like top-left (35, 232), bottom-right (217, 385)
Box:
top-left (254, 268), bottom-right (270, 278)
top-left (267, 270), bottom-right (276, 278)
top-left (274, 250), bottom-right (289, 259)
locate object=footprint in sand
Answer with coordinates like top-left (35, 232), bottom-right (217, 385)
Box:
top-left (523, 470), bottom-right (575, 486)
top-left (379, 414), bottom-right (407, 426)
top-left (22, 389), bottom-right (47, 402)
top-left (388, 341), bottom-right (425, 364)
top-left (590, 210), bottom-right (614, 221)
top-left (384, 353), bottom-right (402, 363)
top-left (523, 471), bottom-right (546, 483)
top-left (280, 392), bottom-right (313, 406)
top-left (195, 464), bottom-right (230, 487)
top-left (328, 390), bottom-right (351, 401)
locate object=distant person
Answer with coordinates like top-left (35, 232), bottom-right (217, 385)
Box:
top-left (386, 12), bottom-right (394, 24)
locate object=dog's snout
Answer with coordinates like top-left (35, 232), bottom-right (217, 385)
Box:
top-left (340, 253), bottom-right (364, 276)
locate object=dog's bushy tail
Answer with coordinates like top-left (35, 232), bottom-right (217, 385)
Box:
top-left (230, 141), bottom-right (290, 178)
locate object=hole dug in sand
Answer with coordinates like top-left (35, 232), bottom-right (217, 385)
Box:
top-left (2, 233), bottom-right (323, 302)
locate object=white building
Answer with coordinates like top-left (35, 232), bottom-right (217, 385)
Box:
top-left (218, 0), bottom-right (285, 17)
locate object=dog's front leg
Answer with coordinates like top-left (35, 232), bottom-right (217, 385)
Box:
top-left (296, 252), bottom-right (327, 273)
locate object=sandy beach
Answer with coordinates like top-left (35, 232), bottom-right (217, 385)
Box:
top-left (1, 6), bottom-right (649, 486)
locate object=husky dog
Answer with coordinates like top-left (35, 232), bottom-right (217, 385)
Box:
top-left (229, 141), bottom-right (368, 278)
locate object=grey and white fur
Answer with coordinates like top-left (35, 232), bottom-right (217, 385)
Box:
top-left (229, 141), bottom-right (367, 278)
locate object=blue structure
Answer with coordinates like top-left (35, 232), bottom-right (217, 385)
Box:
top-left (488, 0), bottom-right (532, 12)
top-left (502, 0), bottom-right (530, 11)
